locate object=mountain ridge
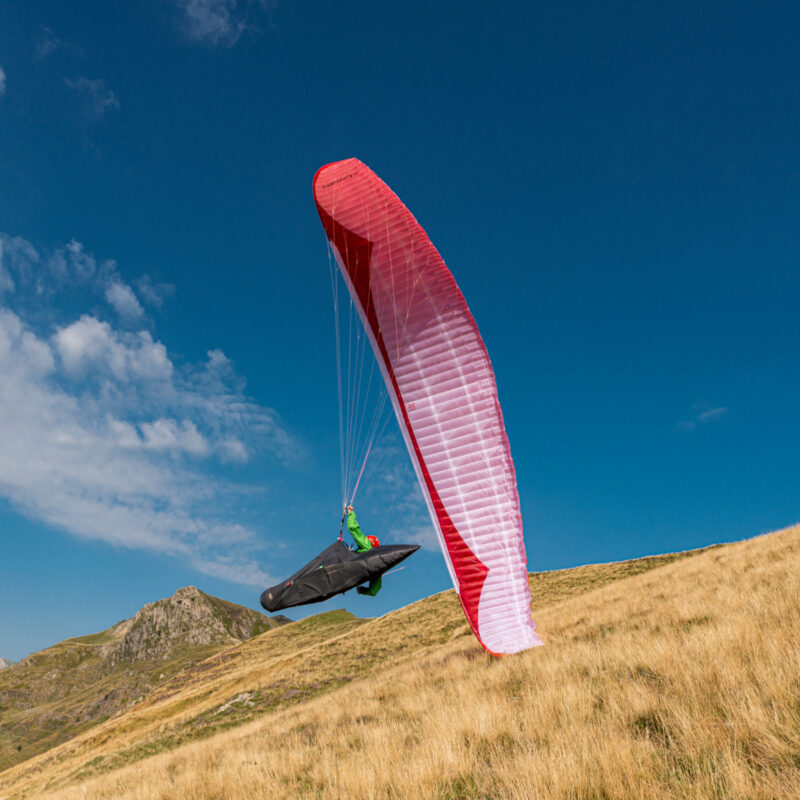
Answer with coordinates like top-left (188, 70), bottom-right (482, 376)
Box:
top-left (0, 586), bottom-right (287, 772)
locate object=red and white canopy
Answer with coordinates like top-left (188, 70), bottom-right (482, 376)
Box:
top-left (314, 159), bottom-right (542, 655)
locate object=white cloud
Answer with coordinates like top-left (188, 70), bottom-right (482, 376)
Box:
top-left (135, 275), bottom-right (176, 308)
top-left (0, 269), bottom-right (13, 296)
top-left (34, 27), bottom-right (65, 60)
top-left (105, 280), bottom-right (145, 320)
top-left (4, 237), bottom-right (137, 311)
top-left (0, 311), bottom-right (55, 377)
top-left (179, 0), bottom-right (244, 46)
top-left (63, 239), bottom-right (97, 281)
top-left (108, 418), bottom-right (142, 448)
top-left (219, 437), bottom-right (248, 463)
top-left (65, 77), bottom-right (119, 121)
top-left (189, 555), bottom-right (271, 585)
top-left (697, 407), bottom-right (727, 423)
top-left (175, 0), bottom-right (274, 47)
top-left (0, 233), bottom-right (300, 587)
top-left (54, 316), bottom-right (172, 382)
top-left (139, 418), bottom-right (210, 456)
top-left (676, 405), bottom-right (728, 431)
top-left (0, 253), bottom-right (15, 297)
top-left (405, 524), bottom-right (439, 551)
top-left (0, 66), bottom-right (6, 97)
top-left (0, 236), bottom-right (40, 297)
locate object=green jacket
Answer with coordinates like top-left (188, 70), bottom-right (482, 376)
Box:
top-left (346, 510), bottom-right (382, 597)
top-left (346, 510), bottom-right (371, 552)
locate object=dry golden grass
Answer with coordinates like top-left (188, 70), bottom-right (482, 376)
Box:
top-left (2, 526), bottom-right (799, 799)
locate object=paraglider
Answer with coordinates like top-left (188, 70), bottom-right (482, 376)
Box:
top-left (312, 159), bottom-right (543, 656)
top-left (260, 533), bottom-right (419, 612)
top-left (261, 503), bottom-right (417, 612)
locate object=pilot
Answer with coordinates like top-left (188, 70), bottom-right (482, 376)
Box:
top-left (345, 505), bottom-right (382, 596)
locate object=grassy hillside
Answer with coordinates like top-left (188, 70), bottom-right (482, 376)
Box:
top-left (2, 528), bottom-right (798, 799)
top-left (0, 588), bottom-right (283, 774)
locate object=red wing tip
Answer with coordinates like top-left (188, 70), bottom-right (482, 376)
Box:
top-left (313, 158), bottom-right (363, 194)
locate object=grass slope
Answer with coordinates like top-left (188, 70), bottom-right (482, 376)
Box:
top-left (0, 590), bottom-right (281, 774)
top-left (0, 536), bottom-right (763, 799)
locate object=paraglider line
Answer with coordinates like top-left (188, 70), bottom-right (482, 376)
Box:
top-left (348, 437), bottom-right (374, 507)
top-left (382, 566), bottom-right (405, 577)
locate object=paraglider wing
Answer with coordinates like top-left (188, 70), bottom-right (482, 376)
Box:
top-left (313, 159), bottom-right (542, 655)
top-left (260, 542), bottom-right (420, 612)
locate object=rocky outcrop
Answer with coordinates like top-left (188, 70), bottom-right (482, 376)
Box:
top-left (0, 657), bottom-right (14, 669)
top-left (105, 587), bottom-right (280, 665)
top-left (0, 587), bottom-right (289, 772)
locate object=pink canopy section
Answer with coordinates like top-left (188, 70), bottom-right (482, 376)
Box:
top-left (313, 159), bottom-right (542, 655)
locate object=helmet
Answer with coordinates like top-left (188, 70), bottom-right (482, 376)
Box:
top-left (366, 535), bottom-right (380, 548)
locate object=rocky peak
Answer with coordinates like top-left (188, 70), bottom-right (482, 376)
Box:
top-left (105, 586), bottom-right (280, 665)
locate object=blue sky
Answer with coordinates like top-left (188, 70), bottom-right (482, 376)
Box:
top-left (1, 0), bottom-right (799, 662)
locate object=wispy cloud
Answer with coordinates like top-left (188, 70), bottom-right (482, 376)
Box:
top-left (0, 66), bottom-right (6, 97)
top-left (696, 407), bottom-right (727, 424)
top-left (135, 275), bottom-right (176, 309)
top-left (675, 405), bottom-right (728, 432)
top-left (0, 232), bottom-right (300, 587)
top-left (105, 281), bottom-right (146, 321)
top-left (34, 26), bottom-right (66, 60)
top-left (405, 523), bottom-right (439, 551)
top-left (6, 236), bottom-right (160, 330)
top-left (175, 0), bottom-right (274, 47)
top-left (65, 77), bottom-right (119, 121)
top-left (0, 236), bottom-right (38, 297)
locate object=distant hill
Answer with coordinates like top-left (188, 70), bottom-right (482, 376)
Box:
top-left (0, 586), bottom-right (287, 772)
top-left (0, 659), bottom-right (13, 670)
